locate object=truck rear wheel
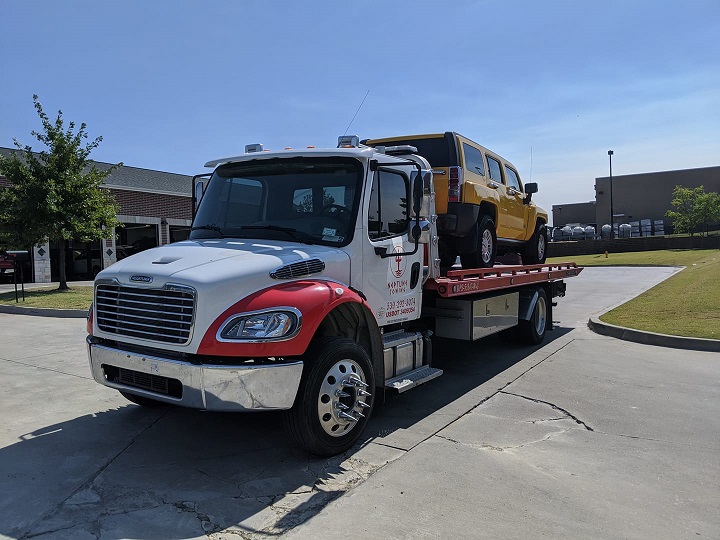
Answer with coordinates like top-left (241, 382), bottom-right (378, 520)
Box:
top-left (517, 288), bottom-right (548, 345)
top-left (283, 337), bottom-right (375, 456)
top-left (460, 215), bottom-right (496, 269)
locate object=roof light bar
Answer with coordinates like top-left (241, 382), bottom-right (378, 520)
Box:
top-left (337, 135), bottom-right (360, 148)
top-left (245, 143), bottom-right (264, 153)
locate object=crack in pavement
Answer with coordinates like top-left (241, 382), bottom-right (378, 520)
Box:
top-left (406, 339), bottom-right (578, 454)
top-left (0, 356), bottom-right (93, 380)
top-left (500, 391), bottom-right (594, 431)
top-left (436, 431), bottom-right (569, 452)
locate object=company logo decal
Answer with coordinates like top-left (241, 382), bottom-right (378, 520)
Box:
top-left (392, 246), bottom-right (407, 278)
top-left (130, 275), bottom-right (153, 283)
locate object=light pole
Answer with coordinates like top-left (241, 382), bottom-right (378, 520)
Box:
top-left (608, 150), bottom-right (614, 239)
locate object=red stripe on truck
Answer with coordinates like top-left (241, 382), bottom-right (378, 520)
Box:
top-left (197, 280), bottom-right (366, 357)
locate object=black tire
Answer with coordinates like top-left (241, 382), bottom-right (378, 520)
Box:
top-left (460, 215), bottom-right (496, 269)
top-left (523, 223), bottom-right (548, 264)
top-left (517, 288), bottom-right (549, 345)
top-left (120, 391), bottom-right (166, 408)
top-left (438, 237), bottom-right (457, 269)
top-left (283, 337), bottom-right (375, 456)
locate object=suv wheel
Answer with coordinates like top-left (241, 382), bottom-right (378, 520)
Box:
top-left (523, 223), bottom-right (547, 264)
top-left (460, 215), bottom-right (496, 269)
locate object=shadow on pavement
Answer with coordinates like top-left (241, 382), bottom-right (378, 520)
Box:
top-left (2, 326), bottom-right (572, 539)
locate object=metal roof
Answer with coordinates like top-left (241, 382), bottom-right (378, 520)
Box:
top-left (0, 146), bottom-right (192, 197)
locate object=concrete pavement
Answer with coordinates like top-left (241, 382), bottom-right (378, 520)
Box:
top-left (1, 267), bottom-right (718, 539)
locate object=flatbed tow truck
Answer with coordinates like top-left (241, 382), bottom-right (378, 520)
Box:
top-left (86, 136), bottom-right (582, 455)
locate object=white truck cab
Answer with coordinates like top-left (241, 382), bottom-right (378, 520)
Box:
top-left (87, 136), bottom-right (580, 455)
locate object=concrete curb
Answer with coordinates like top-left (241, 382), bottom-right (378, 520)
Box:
top-left (587, 317), bottom-right (720, 352)
top-left (0, 304), bottom-right (88, 319)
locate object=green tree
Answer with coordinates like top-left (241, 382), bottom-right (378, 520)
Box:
top-left (0, 95), bottom-right (121, 289)
top-left (665, 185), bottom-right (720, 240)
top-left (697, 191), bottom-right (720, 236)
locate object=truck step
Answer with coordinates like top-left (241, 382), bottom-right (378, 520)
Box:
top-left (385, 366), bottom-right (443, 393)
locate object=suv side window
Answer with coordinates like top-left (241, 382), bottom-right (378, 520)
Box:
top-left (462, 143), bottom-right (485, 176)
top-left (368, 170), bottom-right (409, 240)
top-left (486, 155), bottom-right (504, 183)
top-left (504, 166), bottom-right (522, 191)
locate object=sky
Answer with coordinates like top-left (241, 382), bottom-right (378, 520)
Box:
top-left (1, 1), bottom-right (719, 224)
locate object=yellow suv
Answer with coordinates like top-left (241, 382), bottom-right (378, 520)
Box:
top-left (364, 132), bottom-right (548, 268)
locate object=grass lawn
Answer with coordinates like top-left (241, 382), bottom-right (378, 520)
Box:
top-left (549, 249), bottom-right (720, 340)
top-left (0, 286), bottom-right (93, 310)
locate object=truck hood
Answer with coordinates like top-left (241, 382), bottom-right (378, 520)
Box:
top-left (101, 239), bottom-right (350, 287)
top-left (95, 239), bottom-right (351, 352)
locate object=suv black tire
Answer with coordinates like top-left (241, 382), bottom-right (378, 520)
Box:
top-left (523, 223), bottom-right (547, 264)
top-left (460, 215), bottom-right (496, 269)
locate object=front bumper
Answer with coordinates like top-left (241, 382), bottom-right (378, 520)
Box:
top-left (87, 339), bottom-right (303, 411)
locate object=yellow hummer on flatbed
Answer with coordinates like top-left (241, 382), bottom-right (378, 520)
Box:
top-left (363, 132), bottom-right (548, 268)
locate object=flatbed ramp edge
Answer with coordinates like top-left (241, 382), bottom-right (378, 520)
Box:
top-left (426, 262), bottom-right (583, 297)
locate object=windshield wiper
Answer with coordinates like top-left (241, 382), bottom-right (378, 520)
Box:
top-left (239, 225), bottom-right (314, 245)
top-left (189, 224), bottom-right (227, 238)
top-left (191, 224), bottom-right (223, 232)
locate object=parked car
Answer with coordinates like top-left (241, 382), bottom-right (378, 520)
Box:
top-left (73, 249), bottom-right (102, 277)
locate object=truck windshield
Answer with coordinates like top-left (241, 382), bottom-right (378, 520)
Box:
top-left (190, 157), bottom-right (363, 247)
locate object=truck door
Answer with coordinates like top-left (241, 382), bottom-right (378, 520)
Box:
top-left (361, 166), bottom-right (424, 326)
top-left (503, 165), bottom-right (526, 239)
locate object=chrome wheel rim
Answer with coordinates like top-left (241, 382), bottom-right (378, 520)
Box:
top-left (537, 233), bottom-right (546, 261)
top-left (535, 295), bottom-right (547, 336)
top-left (317, 359), bottom-right (370, 437)
top-left (481, 229), bottom-right (493, 264)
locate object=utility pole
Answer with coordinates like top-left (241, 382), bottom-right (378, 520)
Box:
top-left (608, 150), bottom-right (614, 239)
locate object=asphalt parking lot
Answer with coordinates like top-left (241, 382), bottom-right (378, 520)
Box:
top-left (1, 267), bottom-right (718, 539)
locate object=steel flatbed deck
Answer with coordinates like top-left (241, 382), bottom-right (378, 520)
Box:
top-left (426, 262), bottom-right (583, 297)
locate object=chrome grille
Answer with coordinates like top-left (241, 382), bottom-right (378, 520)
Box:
top-left (270, 258), bottom-right (325, 279)
top-left (95, 283), bottom-right (196, 344)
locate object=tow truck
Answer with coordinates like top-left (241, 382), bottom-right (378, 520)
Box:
top-left (86, 136), bottom-right (581, 455)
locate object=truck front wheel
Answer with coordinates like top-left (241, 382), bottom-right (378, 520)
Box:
top-left (283, 337), bottom-right (375, 456)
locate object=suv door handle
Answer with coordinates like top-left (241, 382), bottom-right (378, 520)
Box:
top-left (488, 181), bottom-right (499, 189)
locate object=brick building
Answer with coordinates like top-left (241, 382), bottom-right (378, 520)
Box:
top-left (0, 147), bottom-right (193, 282)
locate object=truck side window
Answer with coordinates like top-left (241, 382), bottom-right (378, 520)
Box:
top-left (462, 143), bottom-right (485, 176)
top-left (368, 171), bottom-right (409, 240)
top-left (486, 156), bottom-right (504, 184)
top-left (504, 166), bottom-right (522, 191)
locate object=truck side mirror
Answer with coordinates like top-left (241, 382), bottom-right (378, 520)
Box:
top-left (195, 181), bottom-right (204, 208)
top-left (410, 171), bottom-right (423, 215)
top-left (192, 173), bottom-right (212, 218)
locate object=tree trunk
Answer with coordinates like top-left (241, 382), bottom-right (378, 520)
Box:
top-left (58, 240), bottom-right (69, 290)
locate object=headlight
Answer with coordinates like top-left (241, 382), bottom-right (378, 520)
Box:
top-left (219, 309), bottom-right (301, 341)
